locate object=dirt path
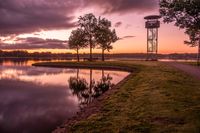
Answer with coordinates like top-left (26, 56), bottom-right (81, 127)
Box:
top-left (164, 62), bottom-right (200, 80)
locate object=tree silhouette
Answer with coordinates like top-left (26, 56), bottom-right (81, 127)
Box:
top-left (68, 69), bottom-right (95, 108)
top-left (68, 76), bottom-right (89, 108)
top-left (160, 0), bottom-right (200, 65)
top-left (95, 17), bottom-right (118, 61)
top-left (68, 28), bottom-right (87, 62)
top-left (68, 69), bottom-right (114, 108)
top-left (78, 13), bottom-right (97, 61)
top-left (93, 74), bottom-right (114, 98)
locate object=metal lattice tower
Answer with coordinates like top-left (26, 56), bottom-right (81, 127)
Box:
top-left (144, 15), bottom-right (161, 61)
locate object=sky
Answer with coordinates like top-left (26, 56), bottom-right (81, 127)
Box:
top-left (0, 0), bottom-right (197, 54)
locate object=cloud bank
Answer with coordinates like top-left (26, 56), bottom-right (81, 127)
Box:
top-left (0, 0), bottom-right (79, 35)
top-left (0, 0), bottom-right (157, 49)
top-left (0, 0), bottom-right (158, 36)
top-left (0, 37), bottom-right (68, 49)
top-left (84, 0), bottom-right (158, 14)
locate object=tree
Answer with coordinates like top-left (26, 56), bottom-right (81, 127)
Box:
top-left (95, 17), bottom-right (118, 61)
top-left (160, 0), bottom-right (200, 65)
top-left (78, 13), bottom-right (97, 61)
top-left (68, 28), bottom-right (87, 62)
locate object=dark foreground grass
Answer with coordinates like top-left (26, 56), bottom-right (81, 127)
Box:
top-left (183, 61), bottom-right (200, 67)
top-left (34, 61), bottom-right (200, 133)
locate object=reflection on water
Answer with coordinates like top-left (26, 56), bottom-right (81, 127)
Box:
top-left (0, 58), bottom-right (70, 66)
top-left (0, 60), bottom-right (129, 133)
top-left (69, 70), bottom-right (114, 108)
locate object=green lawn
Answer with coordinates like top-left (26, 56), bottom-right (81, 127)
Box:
top-left (34, 61), bottom-right (200, 133)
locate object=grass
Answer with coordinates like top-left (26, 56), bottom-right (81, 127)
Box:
top-left (182, 61), bottom-right (200, 67)
top-left (34, 61), bottom-right (200, 133)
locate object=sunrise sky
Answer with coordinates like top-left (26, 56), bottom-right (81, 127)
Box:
top-left (0, 0), bottom-right (197, 54)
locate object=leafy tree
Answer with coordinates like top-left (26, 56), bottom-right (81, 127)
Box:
top-left (95, 17), bottom-right (118, 61)
top-left (160, 0), bottom-right (200, 65)
top-left (78, 13), bottom-right (97, 61)
top-left (68, 28), bottom-right (87, 62)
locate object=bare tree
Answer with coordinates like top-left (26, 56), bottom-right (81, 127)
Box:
top-left (160, 0), bottom-right (200, 65)
top-left (68, 28), bottom-right (87, 62)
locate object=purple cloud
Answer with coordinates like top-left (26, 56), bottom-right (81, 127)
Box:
top-left (114, 22), bottom-right (122, 28)
top-left (84, 0), bottom-right (158, 14)
top-left (0, 0), bottom-right (79, 35)
top-left (119, 35), bottom-right (136, 40)
top-left (0, 37), bottom-right (68, 49)
top-left (0, 0), bottom-right (158, 36)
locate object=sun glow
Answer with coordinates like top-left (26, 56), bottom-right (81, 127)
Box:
top-left (18, 29), bottom-right (72, 41)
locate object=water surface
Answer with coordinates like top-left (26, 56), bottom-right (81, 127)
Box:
top-left (0, 59), bottom-right (129, 133)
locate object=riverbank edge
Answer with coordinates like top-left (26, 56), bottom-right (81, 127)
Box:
top-left (32, 61), bottom-right (140, 132)
top-left (32, 61), bottom-right (200, 132)
top-left (32, 61), bottom-right (135, 73)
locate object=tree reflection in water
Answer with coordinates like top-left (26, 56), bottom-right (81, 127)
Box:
top-left (68, 69), bottom-right (114, 108)
top-left (93, 73), bottom-right (114, 98)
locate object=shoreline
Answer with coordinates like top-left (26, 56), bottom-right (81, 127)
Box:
top-left (32, 61), bottom-right (200, 132)
top-left (33, 61), bottom-right (137, 133)
top-left (32, 61), bottom-right (134, 72)
top-left (54, 72), bottom-right (134, 133)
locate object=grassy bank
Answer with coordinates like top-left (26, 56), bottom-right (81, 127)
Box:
top-left (183, 61), bottom-right (200, 67)
top-left (191, 62), bottom-right (200, 67)
top-left (34, 61), bottom-right (200, 133)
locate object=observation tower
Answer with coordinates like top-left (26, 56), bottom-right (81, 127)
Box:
top-left (144, 15), bottom-right (161, 61)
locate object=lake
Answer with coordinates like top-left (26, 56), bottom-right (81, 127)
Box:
top-left (0, 59), bottom-right (129, 133)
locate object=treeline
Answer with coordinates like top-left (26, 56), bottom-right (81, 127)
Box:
top-left (0, 50), bottom-right (197, 60)
top-left (0, 50), bottom-right (72, 59)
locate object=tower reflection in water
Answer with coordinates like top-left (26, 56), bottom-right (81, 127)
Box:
top-left (68, 69), bottom-right (114, 109)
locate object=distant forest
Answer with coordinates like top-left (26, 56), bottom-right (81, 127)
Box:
top-left (0, 50), bottom-right (197, 60)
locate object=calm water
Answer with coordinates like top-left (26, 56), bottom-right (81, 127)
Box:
top-left (0, 59), bottom-right (129, 133)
